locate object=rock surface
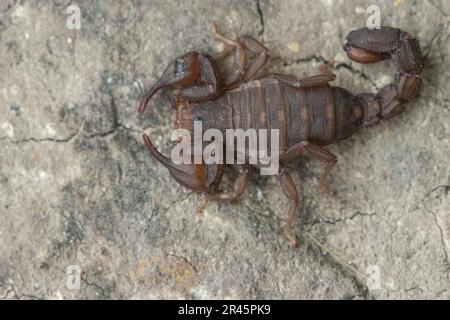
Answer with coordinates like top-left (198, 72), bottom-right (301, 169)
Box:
top-left (0, 0), bottom-right (449, 299)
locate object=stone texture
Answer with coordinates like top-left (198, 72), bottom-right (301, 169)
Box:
top-left (0, 0), bottom-right (448, 299)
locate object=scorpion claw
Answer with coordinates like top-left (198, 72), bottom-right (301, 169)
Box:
top-left (138, 52), bottom-right (202, 113)
top-left (143, 134), bottom-right (224, 193)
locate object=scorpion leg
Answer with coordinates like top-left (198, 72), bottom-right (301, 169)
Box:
top-left (271, 71), bottom-right (336, 88)
top-left (222, 43), bottom-right (247, 89)
top-left (278, 168), bottom-right (300, 246)
top-left (205, 165), bottom-right (250, 201)
top-left (240, 36), bottom-right (269, 81)
top-left (211, 23), bottom-right (268, 88)
top-left (196, 165), bottom-right (250, 214)
top-left (281, 142), bottom-right (337, 196)
top-left (211, 23), bottom-right (247, 88)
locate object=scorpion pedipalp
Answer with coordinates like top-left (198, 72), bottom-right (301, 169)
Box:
top-left (138, 52), bottom-right (202, 113)
top-left (142, 134), bottom-right (224, 193)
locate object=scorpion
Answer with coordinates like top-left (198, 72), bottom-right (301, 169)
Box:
top-left (138, 25), bottom-right (423, 246)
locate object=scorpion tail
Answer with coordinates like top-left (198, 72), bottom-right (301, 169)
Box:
top-left (343, 27), bottom-right (423, 125)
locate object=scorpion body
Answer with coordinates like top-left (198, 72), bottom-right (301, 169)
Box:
top-left (139, 26), bottom-right (423, 245)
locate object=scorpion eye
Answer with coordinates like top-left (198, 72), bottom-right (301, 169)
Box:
top-left (193, 116), bottom-right (202, 122)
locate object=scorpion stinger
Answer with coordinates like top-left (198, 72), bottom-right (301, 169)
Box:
top-left (344, 27), bottom-right (423, 124)
top-left (138, 52), bottom-right (202, 113)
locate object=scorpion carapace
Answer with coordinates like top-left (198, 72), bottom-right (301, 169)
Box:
top-left (139, 26), bottom-right (423, 246)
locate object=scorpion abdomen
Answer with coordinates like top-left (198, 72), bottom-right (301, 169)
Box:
top-left (226, 78), bottom-right (363, 153)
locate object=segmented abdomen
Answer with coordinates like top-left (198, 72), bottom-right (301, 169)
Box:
top-left (226, 78), bottom-right (362, 153)
top-left (226, 78), bottom-right (361, 154)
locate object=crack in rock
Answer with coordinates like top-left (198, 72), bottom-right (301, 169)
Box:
top-left (1, 284), bottom-right (44, 300)
top-left (428, 0), bottom-right (450, 18)
top-left (82, 278), bottom-right (113, 299)
top-left (422, 185), bottom-right (450, 272)
top-left (308, 211), bottom-right (377, 227)
top-left (256, 0), bottom-right (265, 38)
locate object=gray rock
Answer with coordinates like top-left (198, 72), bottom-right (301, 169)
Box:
top-left (0, 0), bottom-right (448, 299)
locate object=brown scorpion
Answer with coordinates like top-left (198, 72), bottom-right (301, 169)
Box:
top-left (138, 25), bottom-right (423, 246)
